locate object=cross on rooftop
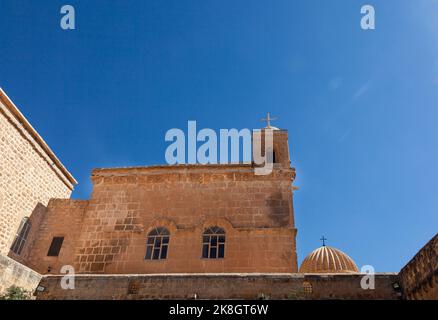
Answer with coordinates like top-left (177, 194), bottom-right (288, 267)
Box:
top-left (320, 236), bottom-right (327, 247)
top-left (261, 112), bottom-right (278, 129)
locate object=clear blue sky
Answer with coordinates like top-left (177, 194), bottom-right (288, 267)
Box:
top-left (1, 0), bottom-right (437, 272)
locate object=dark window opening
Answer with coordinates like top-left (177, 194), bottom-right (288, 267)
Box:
top-left (10, 217), bottom-right (31, 255)
top-left (202, 226), bottom-right (225, 259)
top-left (47, 237), bottom-right (64, 257)
top-left (145, 227), bottom-right (170, 260)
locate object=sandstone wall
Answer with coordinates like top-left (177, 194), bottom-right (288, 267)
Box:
top-left (399, 234), bottom-right (438, 300)
top-left (25, 165), bottom-right (298, 274)
top-left (0, 90), bottom-right (75, 255)
top-left (35, 273), bottom-right (399, 300)
top-left (25, 199), bottom-right (88, 274)
top-left (8, 203), bottom-right (47, 265)
top-left (0, 254), bottom-right (41, 295)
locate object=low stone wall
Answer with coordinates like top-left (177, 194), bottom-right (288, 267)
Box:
top-left (399, 234), bottom-right (438, 300)
top-left (0, 254), bottom-right (41, 296)
top-left (35, 273), bottom-right (399, 300)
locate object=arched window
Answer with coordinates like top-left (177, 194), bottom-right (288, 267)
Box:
top-left (202, 226), bottom-right (225, 259)
top-left (10, 217), bottom-right (31, 255)
top-left (145, 227), bottom-right (170, 260)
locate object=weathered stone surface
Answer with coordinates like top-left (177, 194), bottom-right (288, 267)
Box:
top-left (0, 254), bottom-right (41, 295)
top-left (2, 88), bottom-right (436, 301)
top-left (25, 165), bottom-right (298, 274)
top-left (24, 130), bottom-right (299, 275)
top-left (35, 273), bottom-right (399, 300)
top-left (399, 234), bottom-right (438, 300)
top-left (0, 89), bottom-right (75, 256)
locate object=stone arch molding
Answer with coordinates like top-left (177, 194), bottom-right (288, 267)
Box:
top-left (198, 217), bottom-right (236, 235)
top-left (145, 218), bottom-right (178, 235)
top-left (143, 217), bottom-right (237, 236)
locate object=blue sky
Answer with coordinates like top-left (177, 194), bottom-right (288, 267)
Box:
top-left (1, 0), bottom-right (437, 271)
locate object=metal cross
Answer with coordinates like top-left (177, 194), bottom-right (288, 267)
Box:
top-left (320, 236), bottom-right (327, 247)
top-left (261, 112), bottom-right (278, 128)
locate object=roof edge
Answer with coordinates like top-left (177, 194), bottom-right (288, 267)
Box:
top-left (92, 163), bottom-right (296, 176)
top-left (0, 88), bottom-right (77, 187)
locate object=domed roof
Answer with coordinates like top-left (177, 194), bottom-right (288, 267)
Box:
top-left (299, 246), bottom-right (359, 274)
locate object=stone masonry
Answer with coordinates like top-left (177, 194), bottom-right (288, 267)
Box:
top-left (23, 130), bottom-right (299, 275)
top-left (0, 88), bottom-right (76, 295)
top-left (399, 233), bottom-right (438, 299)
top-left (2, 88), bottom-right (436, 300)
top-left (35, 273), bottom-right (399, 300)
top-left (0, 254), bottom-right (41, 296)
top-left (0, 88), bottom-right (76, 256)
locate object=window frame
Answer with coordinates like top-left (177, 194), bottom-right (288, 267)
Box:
top-left (10, 217), bottom-right (31, 255)
top-left (145, 227), bottom-right (170, 261)
top-left (202, 226), bottom-right (226, 259)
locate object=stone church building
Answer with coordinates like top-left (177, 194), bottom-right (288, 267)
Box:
top-left (20, 128), bottom-right (299, 276)
top-left (0, 88), bottom-right (436, 299)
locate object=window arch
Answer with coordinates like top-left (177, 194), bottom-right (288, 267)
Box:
top-left (145, 227), bottom-right (170, 260)
top-left (10, 217), bottom-right (31, 255)
top-left (202, 226), bottom-right (225, 259)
